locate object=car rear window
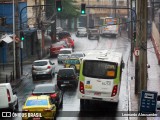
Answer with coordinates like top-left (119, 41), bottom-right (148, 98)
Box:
top-left (65, 59), bottom-right (80, 64)
top-left (58, 69), bottom-right (74, 76)
top-left (59, 50), bottom-right (71, 54)
top-left (71, 54), bottom-right (84, 57)
top-left (33, 86), bottom-right (55, 93)
top-left (33, 61), bottom-right (48, 66)
top-left (90, 30), bottom-right (99, 33)
top-left (26, 99), bottom-right (48, 106)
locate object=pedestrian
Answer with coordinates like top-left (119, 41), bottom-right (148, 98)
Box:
top-left (119, 25), bottom-right (122, 37)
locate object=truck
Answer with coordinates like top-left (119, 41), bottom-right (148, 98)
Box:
top-left (99, 17), bottom-right (120, 38)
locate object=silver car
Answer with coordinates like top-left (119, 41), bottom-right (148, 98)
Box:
top-left (32, 59), bottom-right (56, 80)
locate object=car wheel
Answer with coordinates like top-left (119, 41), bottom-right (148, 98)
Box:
top-left (59, 96), bottom-right (63, 108)
top-left (32, 75), bottom-right (36, 80)
top-left (15, 100), bottom-right (19, 112)
top-left (57, 84), bottom-right (61, 89)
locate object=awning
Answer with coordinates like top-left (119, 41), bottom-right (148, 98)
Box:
top-left (0, 35), bottom-right (13, 43)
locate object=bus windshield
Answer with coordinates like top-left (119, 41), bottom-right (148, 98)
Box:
top-left (83, 60), bottom-right (117, 79)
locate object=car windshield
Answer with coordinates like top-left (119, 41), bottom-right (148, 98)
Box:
top-left (33, 85), bottom-right (55, 93)
top-left (33, 61), bottom-right (48, 66)
top-left (58, 69), bottom-right (74, 76)
top-left (26, 99), bottom-right (48, 106)
top-left (59, 50), bottom-right (71, 54)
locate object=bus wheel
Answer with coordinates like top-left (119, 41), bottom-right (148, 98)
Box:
top-left (80, 99), bottom-right (85, 110)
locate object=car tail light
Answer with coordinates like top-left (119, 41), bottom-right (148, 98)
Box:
top-left (50, 93), bottom-right (57, 98)
top-left (43, 108), bottom-right (52, 111)
top-left (47, 66), bottom-right (51, 69)
top-left (79, 81), bottom-right (84, 94)
top-left (31, 93), bottom-right (36, 96)
top-left (111, 85), bottom-right (118, 97)
top-left (7, 89), bottom-right (11, 102)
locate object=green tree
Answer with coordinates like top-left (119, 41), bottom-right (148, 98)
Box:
top-left (46, 0), bottom-right (80, 19)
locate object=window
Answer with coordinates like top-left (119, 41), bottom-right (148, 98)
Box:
top-left (33, 61), bottom-right (48, 66)
top-left (83, 60), bottom-right (117, 79)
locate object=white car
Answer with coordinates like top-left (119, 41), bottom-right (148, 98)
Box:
top-left (57, 48), bottom-right (73, 64)
top-left (32, 59), bottom-right (56, 80)
top-left (76, 27), bottom-right (87, 37)
top-left (0, 83), bottom-right (18, 111)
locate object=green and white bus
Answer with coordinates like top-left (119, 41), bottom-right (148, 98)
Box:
top-left (78, 50), bottom-right (125, 108)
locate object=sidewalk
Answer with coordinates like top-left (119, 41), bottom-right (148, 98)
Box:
top-left (128, 39), bottom-right (160, 120)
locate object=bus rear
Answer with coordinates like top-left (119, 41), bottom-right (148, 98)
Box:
top-left (78, 51), bottom-right (124, 108)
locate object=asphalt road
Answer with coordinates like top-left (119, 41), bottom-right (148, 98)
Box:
top-left (8, 33), bottom-right (131, 120)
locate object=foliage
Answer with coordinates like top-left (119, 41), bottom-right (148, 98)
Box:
top-left (46, 0), bottom-right (80, 19)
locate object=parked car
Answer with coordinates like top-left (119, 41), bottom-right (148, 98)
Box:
top-left (49, 41), bottom-right (69, 57)
top-left (57, 48), bottom-right (73, 64)
top-left (22, 95), bottom-right (56, 120)
top-left (32, 59), bottom-right (56, 80)
top-left (32, 83), bottom-right (63, 109)
top-left (57, 68), bottom-right (78, 89)
top-left (0, 83), bottom-right (18, 111)
top-left (64, 57), bottom-right (81, 73)
top-left (70, 52), bottom-right (85, 58)
top-left (76, 27), bottom-right (87, 37)
top-left (58, 31), bottom-right (71, 40)
top-left (60, 37), bottom-right (75, 49)
top-left (88, 28), bottom-right (100, 40)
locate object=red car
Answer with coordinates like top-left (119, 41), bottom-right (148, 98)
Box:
top-left (49, 41), bottom-right (68, 57)
top-left (60, 37), bottom-right (74, 49)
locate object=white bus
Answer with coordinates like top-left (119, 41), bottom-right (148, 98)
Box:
top-left (99, 17), bottom-right (120, 37)
top-left (77, 50), bottom-right (124, 109)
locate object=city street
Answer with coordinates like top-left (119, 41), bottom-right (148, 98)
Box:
top-left (9, 33), bottom-right (131, 120)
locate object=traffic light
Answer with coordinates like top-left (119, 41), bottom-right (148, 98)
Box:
top-left (81, 4), bottom-right (86, 14)
top-left (133, 31), bottom-right (136, 41)
top-left (20, 31), bottom-right (24, 41)
top-left (56, 0), bottom-right (62, 12)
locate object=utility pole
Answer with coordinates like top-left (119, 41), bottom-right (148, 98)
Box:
top-left (15, 0), bottom-right (20, 79)
top-left (114, 0), bottom-right (117, 17)
top-left (130, 0), bottom-right (133, 61)
top-left (139, 0), bottom-right (148, 92)
top-left (136, 1), bottom-right (148, 119)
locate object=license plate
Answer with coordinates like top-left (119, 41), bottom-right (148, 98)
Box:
top-left (64, 81), bottom-right (69, 83)
top-left (33, 118), bottom-right (41, 120)
top-left (37, 72), bottom-right (44, 74)
top-left (94, 92), bottom-right (101, 96)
